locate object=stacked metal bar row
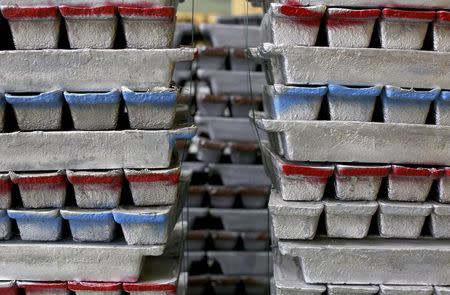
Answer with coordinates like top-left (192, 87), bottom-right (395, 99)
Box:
top-left (249, 0), bottom-right (450, 294)
top-left (0, 0), bottom-right (196, 291)
top-left (174, 18), bottom-right (272, 295)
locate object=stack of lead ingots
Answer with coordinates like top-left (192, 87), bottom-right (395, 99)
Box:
top-left (248, 0), bottom-right (450, 293)
top-left (178, 16), bottom-right (272, 295)
top-left (0, 0), bottom-right (196, 291)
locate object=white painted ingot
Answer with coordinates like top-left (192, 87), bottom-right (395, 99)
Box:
top-left (439, 167), bottom-right (450, 203)
top-left (64, 90), bottom-right (121, 130)
top-left (378, 200), bottom-right (432, 238)
top-left (324, 200), bottom-right (378, 238)
top-left (335, 164), bottom-right (390, 201)
top-left (381, 86), bottom-right (440, 124)
top-left (8, 208), bottom-right (63, 241)
top-left (326, 8), bottom-right (380, 48)
top-left (10, 170), bottom-right (66, 208)
top-left (380, 8), bottom-right (435, 50)
top-left (388, 165), bottom-right (442, 202)
top-left (327, 84), bottom-right (382, 122)
top-left (68, 282), bottom-right (122, 295)
top-left (124, 165), bottom-right (180, 206)
top-left (0, 174), bottom-right (12, 209)
top-left (263, 84), bottom-right (327, 121)
top-left (269, 189), bottom-right (323, 240)
top-left (262, 3), bottom-right (325, 46)
top-left (430, 202), bottom-right (450, 238)
top-left (434, 11), bottom-right (450, 52)
top-left (67, 169), bottom-right (123, 208)
top-left (60, 5), bottom-right (117, 49)
top-left (435, 90), bottom-right (450, 126)
top-left (61, 208), bottom-right (116, 242)
top-left (1, 6), bottom-right (60, 49)
top-left (17, 282), bottom-right (69, 295)
top-left (0, 210), bottom-right (11, 240)
top-left (119, 6), bottom-right (176, 49)
top-left (262, 142), bottom-right (333, 201)
top-left (328, 285), bottom-right (379, 294)
top-left (5, 90), bottom-right (63, 131)
top-left (247, 44), bottom-right (450, 89)
top-left (379, 285), bottom-right (434, 295)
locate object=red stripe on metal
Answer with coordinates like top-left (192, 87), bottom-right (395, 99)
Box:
top-left (12, 175), bottom-right (66, 185)
top-left (437, 11), bottom-right (450, 22)
top-left (67, 175), bottom-right (122, 185)
top-left (118, 6), bottom-right (175, 18)
top-left (123, 282), bottom-right (176, 292)
top-left (282, 163), bottom-right (333, 177)
top-left (392, 165), bottom-right (444, 177)
top-left (382, 8), bottom-right (436, 20)
top-left (17, 282), bottom-right (67, 290)
top-left (279, 5), bottom-right (324, 19)
top-left (68, 282), bottom-right (122, 291)
top-left (328, 9), bottom-right (380, 19)
top-left (2, 7), bottom-right (59, 20)
top-left (59, 6), bottom-right (116, 17)
top-left (126, 172), bottom-right (180, 184)
top-left (337, 166), bottom-right (390, 177)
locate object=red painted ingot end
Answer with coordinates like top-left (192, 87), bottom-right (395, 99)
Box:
top-left (0, 178), bottom-right (12, 193)
top-left (12, 174), bottom-right (66, 185)
top-left (337, 166), bottom-right (391, 177)
top-left (282, 163), bottom-right (333, 178)
top-left (123, 282), bottom-right (176, 292)
top-left (437, 11), bottom-right (450, 23)
top-left (17, 282), bottom-right (67, 290)
top-left (279, 5), bottom-right (324, 19)
top-left (118, 6), bottom-right (176, 18)
top-left (328, 9), bottom-right (381, 20)
top-left (67, 174), bottom-right (123, 187)
top-left (382, 8), bottom-right (436, 21)
top-left (392, 165), bottom-right (444, 177)
top-left (126, 170), bottom-right (180, 184)
top-left (68, 282), bottom-right (122, 291)
top-left (2, 6), bottom-right (59, 20)
top-left (443, 167), bottom-right (450, 176)
top-left (59, 5), bottom-right (116, 17)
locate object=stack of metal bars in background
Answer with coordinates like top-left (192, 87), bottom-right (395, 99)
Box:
top-left (248, 0), bottom-right (450, 294)
top-left (0, 0), bottom-right (197, 293)
top-left (174, 16), bottom-right (272, 295)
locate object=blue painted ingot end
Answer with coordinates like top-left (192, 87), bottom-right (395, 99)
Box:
top-left (64, 90), bottom-right (121, 105)
top-left (273, 85), bottom-right (327, 114)
top-left (5, 90), bottom-right (63, 107)
top-left (113, 210), bottom-right (168, 224)
top-left (122, 88), bottom-right (177, 107)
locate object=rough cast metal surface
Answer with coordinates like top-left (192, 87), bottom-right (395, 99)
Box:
top-left (282, 0), bottom-right (450, 9)
top-left (60, 209), bottom-right (116, 242)
top-left (249, 44), bottom-right (450, 89)
top-left (0, 49), bottom-right (196, 92)
top-left (0, 0), bottom-right (179, 5)
top-left (0, 125), bottom-right (195, 171)
top-left (254, 112), bottom-right (450, 165)
top-left (278, 238), bottom-right (450, 285)
top-left (269, 189), bottom-right (323, 240)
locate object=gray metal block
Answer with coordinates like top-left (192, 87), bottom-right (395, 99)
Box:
top-left (0, 49), bottom-right (196, 92)
top-left (207, 251), bottom-right (272, 276)
top-left (278, 238), bottom-right (450, 285)
top-left (439, 170), bottom-right (450, 203)
top-left (196, 69), bottom-right (265, 96)
top-left (0, 125), bottom-right (195, 171)
top-left (18, 282), bottom-right (69, 295)
top-left (0, 174), bottom-right (12, 209)
top-left (378, 200), bottom-right (432, 238)
top-left (324, 200), bottom-right (378, 239)
top-left (199, 24), bottom-right (261, 48)
top-left (209, 208), bottom-right (268, 232)
top-left (208, 163), bottom-right (271, 186)
top-left (430, 202), bottom-right (450, 238)
top-left (434, 15), bottom-right (450, 52)
top-left (249, 44), bottom-right (450, 89)
top-left (7, 209), bottom-right (63, 241)
top-left (195, 116), bottom-right (260, 142)
top-left (328, 285), bottom-right (379, 295)
top-left (269, 189), bottom-right (323, 240)
top-left (60, 209), bottom-right (116, 242)
top-left (379, 285), bottom-right (433, 295)
top-left (254, 112), bottom-right (450, 165)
